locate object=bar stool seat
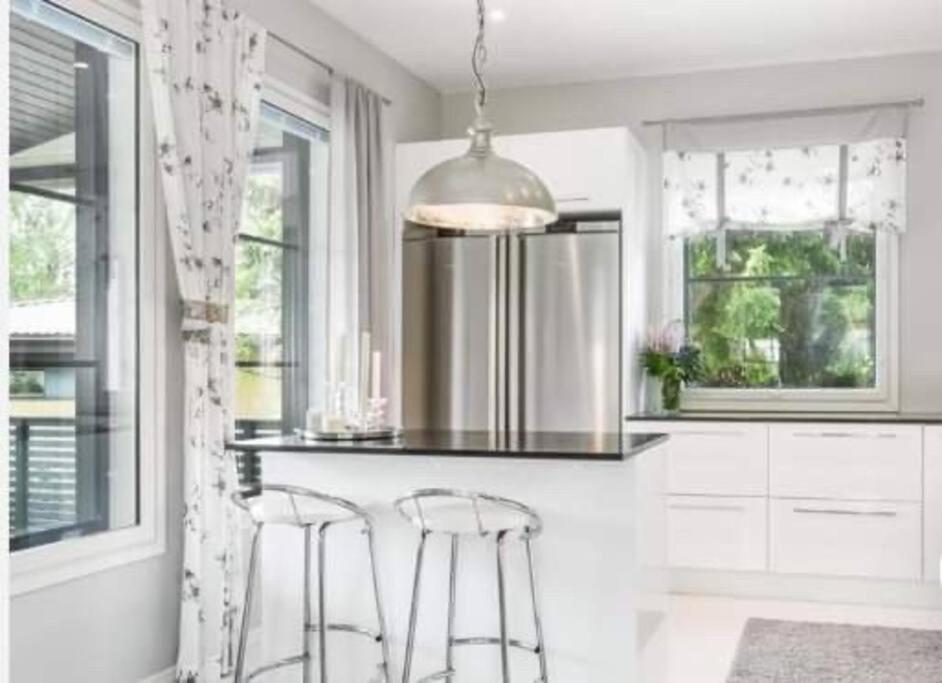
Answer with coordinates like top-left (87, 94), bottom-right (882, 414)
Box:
top-left (395, 488), bottom-right (548, 683)
top-left (232, 484), bottom-right (390, 682)
top-left (240, 490), bottom-right (363, 527)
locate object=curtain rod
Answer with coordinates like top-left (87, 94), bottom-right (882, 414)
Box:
top-left (642, 98), bottom-right (924, 127)
top-left (269, 32), bottom-right (393, 106)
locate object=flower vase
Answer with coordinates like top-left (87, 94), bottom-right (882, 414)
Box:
top-left (661, 376), bottom-right (682, 413)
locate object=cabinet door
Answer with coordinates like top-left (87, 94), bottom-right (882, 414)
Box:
top-left (495, 129), bottom-right (628, 212)
top-left (769, 424), bottom-right (922, 501)
top-left (667, 495), bottom-right (767, 571)
top-left (925, 427), bottom-right (942, 583)
top-left (631, 421), bottom-right (768, 496)
top-left (770, 498), bottom-right (921, 581)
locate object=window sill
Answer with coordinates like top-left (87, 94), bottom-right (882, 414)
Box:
top-left (680, 387), bottom-right (898, 414)
top-left (10, 522), bottom-right (166, 596)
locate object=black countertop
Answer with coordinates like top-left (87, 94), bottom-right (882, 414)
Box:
top-left (626, 411), bottom-right (942, 424)
top-left (226, 430), bottom-right (668, 461)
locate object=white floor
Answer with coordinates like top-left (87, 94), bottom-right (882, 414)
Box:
top-left (666, 594), bottom-right (942, 683)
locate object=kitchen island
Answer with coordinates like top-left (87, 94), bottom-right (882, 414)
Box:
top-left (227, 429), bottom-right (669, 683)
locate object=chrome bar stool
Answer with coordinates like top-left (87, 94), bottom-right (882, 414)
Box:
top-left (232, 484), bottom-right (390, 682)
top-left (395, 489), bottom-right (548, 683)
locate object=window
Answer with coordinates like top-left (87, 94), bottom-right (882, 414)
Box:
top-left (684, 231), bottom-right (877, 390)
top-left (7, 0), bottom-right (138, 551)
top-left (234, 102), bottom-right (329, 445)
top-left (664, 135), bottom-right (903, 408)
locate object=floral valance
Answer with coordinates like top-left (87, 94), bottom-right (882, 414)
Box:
top-left (662, 106), bottom-right (909, 258)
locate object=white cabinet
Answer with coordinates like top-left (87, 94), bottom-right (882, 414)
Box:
top-left (667, 495), bottom-right (767, 571)
top-left (924, 426), bottom-right (942, 582)
top-left (666, 424), bottom-right (767, 496)
top-left (630, 421), bottom-right (768, 496)
top-left (633, 419), bottom-right (935, 587)
top-left (770, 498), bottom-right (922, 581)
top-left (494, 128), bottom-right (629, 212)
top-left (769, 424), bottom-right (922, 501)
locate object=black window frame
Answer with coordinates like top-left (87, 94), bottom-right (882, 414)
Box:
top-left (8, 2), bottom-right (141, 551)
top-left (234, 102), bottom-right (315, 439)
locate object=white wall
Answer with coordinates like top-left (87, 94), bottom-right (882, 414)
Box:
top-left (9, 1), bottom-right (441, 682)
top-left (442, 52), bottom-right (942, 412)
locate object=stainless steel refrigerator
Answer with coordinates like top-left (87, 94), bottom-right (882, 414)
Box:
top-left (402, 214), bottom-right (622, 434)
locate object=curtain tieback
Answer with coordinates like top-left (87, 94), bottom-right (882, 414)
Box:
top-left (182, 300), bottom-right (230, 324)
top-left (181, 300), bottom-right (229, 344)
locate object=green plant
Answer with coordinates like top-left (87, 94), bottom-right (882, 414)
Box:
top-left (641, 323), bottom-right (703, 411)
top-left (640, 325), bottom-right (703, 385)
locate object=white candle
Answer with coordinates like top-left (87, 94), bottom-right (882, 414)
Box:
top-left (371, 351), bottom-right (382, 399)
top-left (331, 333), bottom-right (347, 386)
top-left (359, 331), bottom-right (371, 412)
top-left (305, 408), bottom-right (321, 433)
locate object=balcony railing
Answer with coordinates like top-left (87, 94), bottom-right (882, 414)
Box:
top-left (8, 417), bottom-right (79, 546)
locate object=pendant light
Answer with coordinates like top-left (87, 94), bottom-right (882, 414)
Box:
top-left (404, 0), bottom-right (558, 231)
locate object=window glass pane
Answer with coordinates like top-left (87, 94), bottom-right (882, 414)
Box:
top-left (240, 157), bottom-right (284, 242)
top-left (235, 103), bottom-right (329, 441)
top-left (686, 231), bottom-right (876, 390)
top-left (8, 2), bottom-right (137, 550)
top-left (235, 240), bottom-right (283, 423)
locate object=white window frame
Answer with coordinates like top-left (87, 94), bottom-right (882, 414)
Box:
top-left (254, 76), bottom-right (331, 419)
top-left (9, 0), bottom-right (166, 595)
top-left (664, 228), bottom-right (900, 413)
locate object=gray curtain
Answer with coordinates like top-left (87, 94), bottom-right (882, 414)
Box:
top-left (346, 80), bottom-right (391, 396)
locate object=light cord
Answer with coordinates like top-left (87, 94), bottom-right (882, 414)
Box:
top-left (472, 0), bottom-right (488, 119)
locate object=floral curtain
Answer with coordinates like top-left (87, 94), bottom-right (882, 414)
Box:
top-left (663, 139), bottom-right (907, 238)
top-left (661, 106), bottom-right (909, 264)
top-left (141, 1), bottom-right (266, 680)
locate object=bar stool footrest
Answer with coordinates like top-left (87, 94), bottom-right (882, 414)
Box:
top-left (245, 654), bottom-right (307, 681)
top-left (416, 669), bottom-right (456, 682)
top-left (451, 635), bottom-right (540, 653)
top-left (305, 621), bottom-right (384, 642)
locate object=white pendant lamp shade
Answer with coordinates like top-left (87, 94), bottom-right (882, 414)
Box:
top-left (404, 0), bottom-right (558, 232)
top-left (405, 126), bottom-right (557, 231)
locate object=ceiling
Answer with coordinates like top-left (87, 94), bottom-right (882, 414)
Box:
top-left (11, 13), bottom-right (76, 155)
top-left (309, 0), bottom-right (942, 92)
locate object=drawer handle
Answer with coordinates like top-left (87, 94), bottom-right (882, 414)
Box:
top-left (792, 431), bottom-right (900, 440)
top-left (554, 196), bottom-right (591, 203)
top-left (793, 431), bottom-right (859, 439)
top-left (678, 431), bottom-right (746, 438)
top-left (792, 507), bottom-right (897, 518)
top-left (670, 503), bottom-right (746, 512)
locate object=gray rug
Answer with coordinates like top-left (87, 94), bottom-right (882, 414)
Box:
top-left (727, 618), bottom-right (942, 683)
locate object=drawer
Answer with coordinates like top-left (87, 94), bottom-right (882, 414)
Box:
top-left (770, 498), bottom-right (921, 581)
top-left (664, 423), bottom-right (768, 495)
top-left (667, 495), bottom-right (767, 571)
top-left (769, 424), bottom-right (922, 501)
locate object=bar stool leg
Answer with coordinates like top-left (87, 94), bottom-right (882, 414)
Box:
top-left (234, 522), bottom-right (263, 683)
top-left (317, 523), bottom-right (330, 683)
top-left (365, 523), bottom-right (391, 681)
top-left (445, 534), bottom-right (459, 680)
top-left (303, 526), bottom-right (313, 683)
top-left (524, 536), bottom-right (548, 682)
top-left (402, 530), bottom-right (429, 683)
top-left (496, 531), bottom-right (512, 683)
